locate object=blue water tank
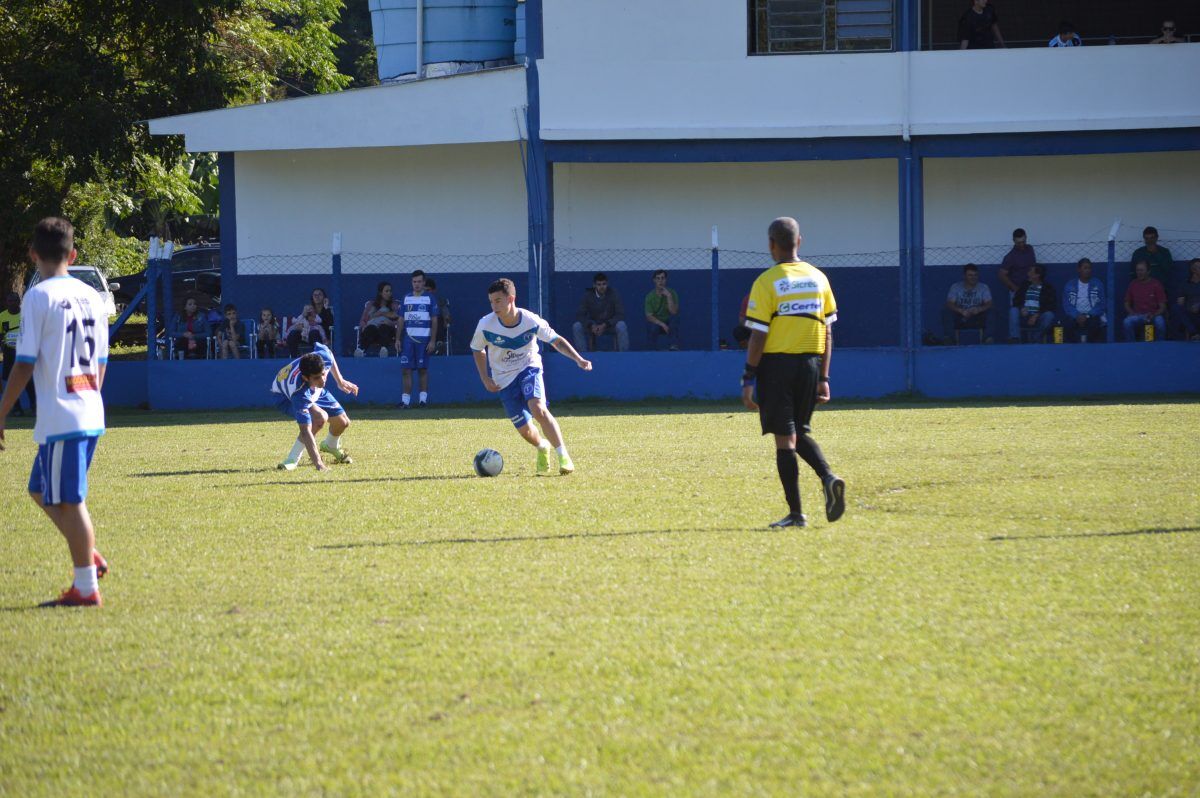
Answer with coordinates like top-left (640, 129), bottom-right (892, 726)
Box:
top-left (369, 0), bottom-right (517, 81)
top-left (514, 2), bottom-right (526, 60)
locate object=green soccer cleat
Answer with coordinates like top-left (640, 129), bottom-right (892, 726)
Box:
top-left (536, 446), bottom-right (551, 476)
top-left (558, 452), bottom-right (575, 475)
top-left (319, 441), bottom-right (353, 464)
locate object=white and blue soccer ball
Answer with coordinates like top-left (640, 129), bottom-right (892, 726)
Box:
top-left (473, 448), bottom-right (504, 477)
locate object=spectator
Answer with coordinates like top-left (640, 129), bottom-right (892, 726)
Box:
top-left (216, 303), bottom-right (247, 359)
top-left (644, 269), bottom-right (681, 351)
top-left (1061, 258), bottom-right (1107, 343)
top-left (572, 272), bottom-right (629, 352)
top-left (397, 269), bottom-right (439, 408)
top-left (1150, 20), bottom-right (1184, 44)
top-left (1048, 21), bottom-right (1082, 47)
top-left (958, 0), bottom-right (1004, 50)
top-left (1011, 264), bottom-right (1057, 342)
top-left (1129, 226), bottom-right (1174, 288)
top-left (357, 281), bottom-right (400, 356)
top-left (257, 308), bottom-right (280, 358)
top-left (169, 296), bottom-right (211, 358)
top-left (942, 263), bottom-right (993, 343)
top-left (1123, 259), bottom-right (1168, 341)
top-left (733, 292), bottom-right (752, 349)
top-left (310, 287), bottom-right (335, 341)
top-left (0, 290), bottom-right (36, 415)
top-left (1171, 259), bottom-right (1200, 341)
top-left (285, 303), bottom-right (328, 356)
top-left (425, 276), bottom-right (452, 354)
top-left (998, 228), bottom-right (1036, 298)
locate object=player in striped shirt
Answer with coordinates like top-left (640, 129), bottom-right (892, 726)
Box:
top-left (271, 341), bottom-right (359, 471)
top-left (397, 270), bottom-right (439, 409)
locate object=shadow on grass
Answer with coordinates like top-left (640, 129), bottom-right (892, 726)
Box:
top-left (133, 467), bottom-right (260, 478)
top-left (990, 525), bottom-right (1200, 542)
top-left (318, 526), bottom-right (751, 550)
top-left (247, 474), bottom-right (476, 488)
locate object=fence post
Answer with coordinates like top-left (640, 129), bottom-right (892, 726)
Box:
top-left (711, 225), bottom-right (719, 351)
top-left (145, 238), bottom-right (159, 361)
top-left (160, 242), bottom-right (174, 354)
top-left (1106, 219), bottom-right (1119, 343)
top-left (330, 233), bottom-right (345, 355)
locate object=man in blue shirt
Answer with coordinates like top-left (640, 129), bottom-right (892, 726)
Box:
top-left (1061, 258), bottom-right (1107, 343)
top-left (397, 270), bottom-right (439, 408)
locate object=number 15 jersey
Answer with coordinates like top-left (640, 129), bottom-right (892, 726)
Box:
top-left (15, 276), bottom-right (109, 443)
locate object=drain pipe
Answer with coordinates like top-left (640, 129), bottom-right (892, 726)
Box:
top-left (416, 0), bottom-right (424, 78)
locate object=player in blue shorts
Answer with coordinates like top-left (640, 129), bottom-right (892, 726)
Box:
top-left (271, 341), bottom-right (359, 471)
top-left (396, 269), bottom-right (439, 409)
top-left (470, 278), bottom-right (592, 475)
top-left (0, 218), bottom-right (110, 607)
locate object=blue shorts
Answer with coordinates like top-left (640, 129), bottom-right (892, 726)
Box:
top-left (399, 336), bottom-right (430, 370)
top-left (499, 366), bottom-right (546, 428)
top-left (275, 390), bottom-right (345, 425)
top-left (28, 435), bottom-right (100, 505)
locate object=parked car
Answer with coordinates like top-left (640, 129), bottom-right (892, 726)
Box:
top-left (114, 242), bottom-right (222, 313)
top-left (28, 265), bottom-right (120, 317)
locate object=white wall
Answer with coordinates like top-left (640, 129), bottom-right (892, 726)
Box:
top-left (924, 152), bottom-right (1200, 247)
top-left (553, 160), bottom-right (899, 268)
top-left (235, 144), bottom-right (527, 273)
top-left (539, 0), bottom-right (1200, 140)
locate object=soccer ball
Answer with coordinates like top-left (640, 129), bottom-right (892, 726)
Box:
top-left (473, 448), bottom-right (503, 477)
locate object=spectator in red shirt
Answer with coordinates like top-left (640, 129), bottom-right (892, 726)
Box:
top-left (1123, 259), bottom-right (1167, 341)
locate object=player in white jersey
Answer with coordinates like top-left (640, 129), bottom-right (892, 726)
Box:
top-left (470, 278), bottom-right (592, 475)
top-left (270, 341), bottom-right (359, 471)
top-left (396, 269), bottom-right (439, 409)
top-left (0, 218), bottom-right (110, 607)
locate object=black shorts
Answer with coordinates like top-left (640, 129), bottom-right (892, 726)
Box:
top-left (756, 353), bottom-right (821, 437)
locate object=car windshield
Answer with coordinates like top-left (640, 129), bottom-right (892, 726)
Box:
top-left (172, 249), bottom-right (220, 271)
top-left (70, 270), bottom-right (106, 292)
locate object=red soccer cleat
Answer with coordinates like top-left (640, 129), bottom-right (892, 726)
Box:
top-left (93, 549), bottom-right (108, 579)
top-left (40, 586), bottom-right (103, 608)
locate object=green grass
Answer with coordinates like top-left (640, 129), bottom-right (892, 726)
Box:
top-left (1, 398), bottom-right (1198, 796)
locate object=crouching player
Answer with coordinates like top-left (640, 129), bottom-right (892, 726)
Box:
top-left (0, 218), bottom-right (110, 607)
top-left (271, 341), bottom-right (359, 471)
top-left (470, 278), bottom-right (591, 475)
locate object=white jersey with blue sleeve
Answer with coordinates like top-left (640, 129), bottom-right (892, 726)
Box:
top-left (470, 309), bottom-right (558, 389)
top-left (16, 276), bottom-right (109, 444)
top-left (401, 293), bottom-right (437, 342)
top-left (271, 342), bottom-right (334, 399)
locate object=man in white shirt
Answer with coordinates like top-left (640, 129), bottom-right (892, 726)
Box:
top-left (0, 217), bottom-right (110, 607)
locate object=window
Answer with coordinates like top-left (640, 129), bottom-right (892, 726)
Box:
top-left (751, 0), bottom-right (895, 54)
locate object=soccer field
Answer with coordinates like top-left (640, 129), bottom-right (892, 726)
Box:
top-left (1, 398), bottom-right (1198, 796)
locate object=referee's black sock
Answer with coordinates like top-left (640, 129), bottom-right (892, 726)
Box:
top-left (775, 448), bottom-right (802, 514)
top-left (796, 434), bottom-right (832, 480)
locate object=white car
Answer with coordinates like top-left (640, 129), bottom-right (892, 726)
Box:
top-left (28, 265), bottom-right (120, 318)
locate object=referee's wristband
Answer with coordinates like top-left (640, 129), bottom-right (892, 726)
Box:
top-left (819, 377), bottom-right (829, 383)
top-left (741, 363), bottom-right (757, 387)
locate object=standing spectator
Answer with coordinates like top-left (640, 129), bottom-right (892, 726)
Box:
top-left (0, 291), bottom-right (36, 416)
top-left (998, 228), bottom-right (1036, 297)
top-left (1123, 260), bottom-right (1168, 341)
top-left (644, 269), bottom-right (681, 351)
top-left (357, 281), bottom-right (400, 357)
top-left (169, 296), bottom-right (211, 359)
top-left (1048, 21), bottom-right (1082, 47)
top-left (397, 269), bottom-right (439, 408)
top-left (1011, 264), bottom-right (1057, 342)
top-left (572, 272), bottom-right (629, 352)
top-left (310, 287), bottom-right (334, 342)
top-left (942, 264), bottom-right (993, 343)
top-left (424, 276), bottom-right (452, 354)
top-left (285, 304), bottom-right (328, 356)
top-left (1061, 258), bottom-right (1107, 343)
top-left (257, 308), bottom-right (280, 359)
top-left (958, 0), bottom-right (1004, 50)
top-left (1129, 226), bottom-right (1174, 289)
top-left (216, 304), bottom-right (247, 359)
top-left (1170, 258), bottom-right (1200, 341)
top-left (1150, 20), bottom-right (1184, 44)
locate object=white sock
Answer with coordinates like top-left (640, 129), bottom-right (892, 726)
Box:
top-left (419, 391), bottom-right (428, 402)
top-left (286, 440), bottom-right (305, 463)
top-left (537, 440), bottom-right (551, 450)
top-left (556, 445), bottom-right (568, 457)
top-left (402, 393), bottom-right (411, 405)
top-left (324, 433), bottom-right (341, 449)
top-left (74, 565), bottom-right (98, 597)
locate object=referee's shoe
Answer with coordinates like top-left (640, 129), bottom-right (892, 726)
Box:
top-left (823, 475), bottom-right (846, 522)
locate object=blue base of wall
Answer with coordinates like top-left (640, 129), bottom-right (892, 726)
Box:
top-left (101, 342), bottom-right (1198, 411)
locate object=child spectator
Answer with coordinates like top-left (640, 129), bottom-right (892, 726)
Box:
top-left (257, 309), bottom-right (279, 358)
top-left (1048, 21), bottom-right (1082, 47)
top-left (1, 290), bottom-right (37, 415)
top-left (216, 304), bottom-right (247, 359)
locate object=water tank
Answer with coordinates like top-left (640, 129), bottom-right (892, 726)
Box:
top-left (514, 2), bottom-right (526, 60)
top-left (369, 0), bottom-right (518, 81)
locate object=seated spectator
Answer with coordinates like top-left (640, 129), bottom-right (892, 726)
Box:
top-left (310, 287), bottom-right (335, 342)
top-left (958, 0), bottom-right (1004, 49)
top-left (358, 281), bottom-right (400, 356)
top-left (572, 272), bottom-right (629, 352)
top-left (1150, 20), bottom-right (1184, 44)
top-left (1171, 258), bottom-right (1200, 341)
top-left (1061, 258), bottom-right (1107, 343)
top-left (285, 303), bottom-right (328, 356)
top-left (1129, 226), bottom-right (1174, 289)
top-left (733, 292), bottom-right (751, 349)
top-left (1123, 259), bottom-right (1168, 341)
top-left (942, 263), bottom-right (993, 343)
top-left (644, 269), bottom-right (681, 351)
top-left (425, 276), bottom-right (452, 354)
top-left (169, 297), bottom-right (211, 359)
top-left (1010, 264), bottom-right (1056, 342)
top-left (1048, 21), bottom-right (1082, 47)
top-left (216, 304), bottom-right (247, 359)
top-left (257, 308), bottom-right (279, 358)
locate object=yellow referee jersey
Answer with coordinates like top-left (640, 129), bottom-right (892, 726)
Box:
top-left (744, 260), bottom-right (837, 354)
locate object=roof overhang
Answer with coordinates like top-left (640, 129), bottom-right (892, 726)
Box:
top-left (148, 66), bottom-right (528, 152)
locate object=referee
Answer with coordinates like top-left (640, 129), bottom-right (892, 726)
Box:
top-left (741, 217), bottom-right (845, 528)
